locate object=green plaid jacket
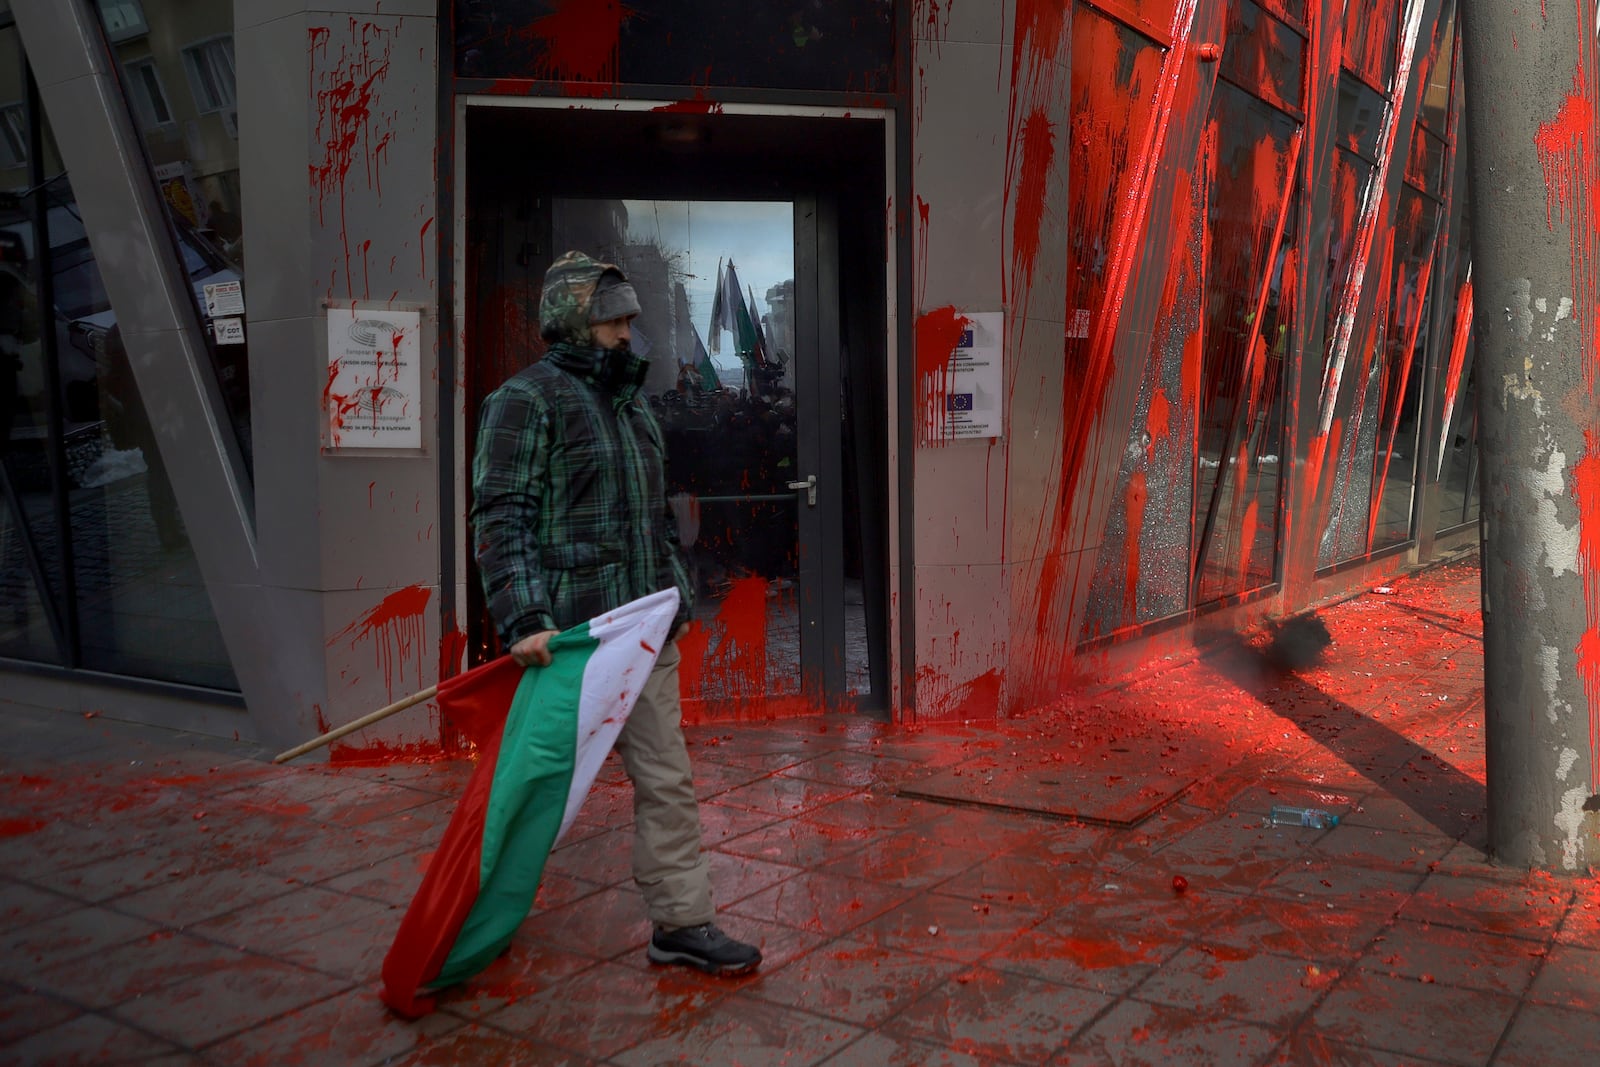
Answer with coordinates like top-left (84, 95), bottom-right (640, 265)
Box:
top-left (471, 341), bottom-right (694, 643)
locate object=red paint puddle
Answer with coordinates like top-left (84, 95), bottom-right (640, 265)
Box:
top-left (0, 818), bottom-right (46, 837)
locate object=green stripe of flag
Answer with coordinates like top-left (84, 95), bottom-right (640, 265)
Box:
top-left (433, 623), bottom-right (598, 987)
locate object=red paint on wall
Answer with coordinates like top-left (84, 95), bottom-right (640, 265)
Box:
top-left (916, 306), bottom-right (972, 444)
top-left (1146, 388), bottom-right (1172, 451)
top-left (521, 0), bottom-right (630, 95)
top-left (1009, 107), bottom-right (1056, 306)
top-left (1532, 10), bottom-right (1600, 785)
top-left (1124, 471), bottom-right (1148, 622)
top-left (329, 584), bottom-right (432, 701)
top-left (310, 20), bottom-right (395, 297)
top-left (1435, 270), bottom-right (1474, 477)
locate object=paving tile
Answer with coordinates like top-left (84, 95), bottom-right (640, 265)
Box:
top-left (694, 801), bottom-right (781, 845)
top-left (1132, 943), bottom-right (1330, 1027)
top-left (710, 776), bottom-right (864, 818)
top-left (690, 755), bottom-right (774, 798)
top-left (609, 994), bottom-right (864, 1067)
top-left (29, 930), bottom-right (250, 1008)
top-left (1266, 1030), bottom-right (1443, 1066)
top-left (1307, 823), bottom-right (1457, 875)
top-left (853, 893), bottom-right (1043, 964)
top-left (719, 816), bottom-right (879, 868)
top-left (0, 879), bottom-right (87, 931)
top-left (0, 1010), bottom-right (182, 1065)
top-left (815, 1031), bottom-right (1001, 1067)
top-left (1557, 890), bottom-right (1600, 949)
top-left (1038, 873), bottom-right (1237, 947)
top-left (319, 847), bottom-right (439, 908)
top-left (273, 896), bottom-right (406, 982)
top-left (817, 829), bottom-right (989, 890)
top-left (747, 937), bottom-right (963, 1025)
top-left (435, 937), bottom-right (600, 1019)
top-left (479, 960), bottom-right (727, 1060)
top-left (113, 865), bottom-right (309, 928)
top-left (189, 884), bottom-right (389, 955)
top-left (201, 983), bottom-right (461, 1066)
top-left (1064, 998), bottom-right (1281, 1066)
top-left (1136, 816), bottom-right (1312, 892)
top-left (1200, 894), bottom-right (1393, 965)
top-left (723, 869), bottom-right (916, 936)
top-left (383, 1024), bottom-right (604, 1066)
top-left (1258, 856), bottom-right (1425, 915)
top-left (982, 924), bottom-right (1174, 996)
top-left (801, 792), bottom-right (937, 833)
top-left (1525, 943), bottom-right (1600, 1012)
top-left (1357, 919), bottom-right (1544, 996)
top-left (779, 750), bottom-right (922, 789)
top-left (1490, 1002), bottom-right (1600, 1067)
top-left (1309, 969), bottom-right (1518, 1065)
top-left (0, 984), bottom-right (80, 1045)
top-left (902, 806), bottom-right (1057, 856)
top-left (573, 782), bottom-right (636, 828)
top-left (23, 838), bottom-right (234, 904)
top-left (108, 954), bottom-right (351, 1048)
top-left (886, 965), bottom-right (1107, 1063)
top-left (0, 905), bottom-right (161, 982)
top-left (545, 828), bottom-right (637, 887)
top-left (258, 826), bottom-right (420, 883)
top-left (519, 885), bottom-right (650, 961)
top-left (704, 849), bottom-right (802, 906)
top-left (1401, 870), bottom-right (1571, 941)
top-left (929, 850), bottom-right (1100, 908)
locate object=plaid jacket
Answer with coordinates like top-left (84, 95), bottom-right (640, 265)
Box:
top-left (471, 342), bottom-right (694, 642)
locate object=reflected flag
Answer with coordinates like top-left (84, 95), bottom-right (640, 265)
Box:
top-left (708, 257), bottom-right (763, 369)
top-left (690, 323), bottom-right (718, 391)
top-left (380, 589), bottom-right (679, 1018)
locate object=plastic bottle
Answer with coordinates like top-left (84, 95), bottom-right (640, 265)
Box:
top-left (1267, 805), bottom-right (1339, 829)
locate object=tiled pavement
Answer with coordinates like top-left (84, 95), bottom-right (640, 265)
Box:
top-left (3, 555), bottom-right (1599, 1065)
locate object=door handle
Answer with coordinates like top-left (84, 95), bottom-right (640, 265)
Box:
top-left (786, 474), bottom-right (817, 506)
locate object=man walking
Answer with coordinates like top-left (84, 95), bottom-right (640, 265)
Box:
top-left (471, 251), bottom-right (761, 976)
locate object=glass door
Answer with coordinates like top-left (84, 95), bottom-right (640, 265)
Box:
top-left (551, 197), bottom-right (836, 713)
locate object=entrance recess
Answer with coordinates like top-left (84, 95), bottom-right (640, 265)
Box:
top-left (462, 106), bottom-right (889, 716)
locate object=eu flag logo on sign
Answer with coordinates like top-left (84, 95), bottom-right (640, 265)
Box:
top-left (957, 329), bottom-right (975, 348)
top-left (947, 393), bottom-right (974, 412)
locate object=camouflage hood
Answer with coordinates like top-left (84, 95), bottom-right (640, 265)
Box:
top-left (539, 250), bottom-right (630, 347)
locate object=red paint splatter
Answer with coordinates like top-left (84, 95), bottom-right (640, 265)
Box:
top-left (309, 20), bottom-right (395, 297)
top-left (1124, 471), bottom-right (1148, 622)
top-left (916, 306), bottom-right (972, 444)
top-left (1008, 107), bottom-right (1056, 305)
top-left (419, 216), bottom-right (434, 278)
top-left (1146, 388), bottom-right (1172, 450)
top-left (521, 0), bottom-right (630, 96)
top-left (0, 818), bottom-right (46, 837)
top-left (1435, 269), bottom-right (1474, 478)
top-left (640, 640), bottom-right (658, 654)
top-left (328, 584), bottom-right (432, 700)
top-left (1575, 436), bottom-right (1600, 781)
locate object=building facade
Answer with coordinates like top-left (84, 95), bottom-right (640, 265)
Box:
top-left (0, 0), bottom-right (1483, 753)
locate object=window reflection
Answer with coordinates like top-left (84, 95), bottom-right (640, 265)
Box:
top-left (93, 0), bottom-right (250, 469)
top-left (552, 198), bottom-right (804, 707)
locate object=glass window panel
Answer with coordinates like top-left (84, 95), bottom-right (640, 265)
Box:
top-left (552, 198), bottom-right (801, 708)
top-left (1072, 8), bottom-right (1171, 639)
top-left (96, 2), bottom-right (250, 474)
top-left (1337, 73), bottom-right (1386, 160)
top-left (1405, 125), bottom-right (1447, 195)
top-left (1367, 190), bottom-right (1439, 552)
top-left (1195, 85), bottom-right (1298, 602)
top-left (1343, 0), bottom-right (1399, 91)
top-left (1437, 366), bottom-right (1479, 531)
top-left (1220, 0), bottom-right (1305, 113)
top-left (455, 1), bottom-right (894, 94)
top-left (1416, 4), bottom-right (1456, 134)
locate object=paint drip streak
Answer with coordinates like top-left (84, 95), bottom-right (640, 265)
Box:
top-left (1436, 267), bottom-right (1474, 478)
top-left (1319, 0), bottom-right (1429, 434)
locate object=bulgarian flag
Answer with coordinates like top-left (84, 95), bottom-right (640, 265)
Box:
top-left (380, 588), bottom-right (679, 1018)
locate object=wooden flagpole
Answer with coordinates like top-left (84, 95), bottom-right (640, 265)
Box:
top-left (272, 685), bottom-right (439, 764)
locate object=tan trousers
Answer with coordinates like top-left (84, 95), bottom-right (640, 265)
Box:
top-left (612, 640), bottom-right (715, 929)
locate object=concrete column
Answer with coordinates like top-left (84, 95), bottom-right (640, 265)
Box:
top-left (1458, 0), bottom-right (1600, 869)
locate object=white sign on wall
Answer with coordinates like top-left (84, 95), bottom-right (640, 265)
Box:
top-left (325, 306), bottom-right (423, 450)
top-left (944, 310), bottom-right (1004, 440)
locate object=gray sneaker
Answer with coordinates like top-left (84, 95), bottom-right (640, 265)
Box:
top-left (647, 923), bottom-right (762, 976)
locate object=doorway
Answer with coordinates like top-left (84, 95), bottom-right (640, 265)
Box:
top-left (460, 104), bottom-right (890, 717)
